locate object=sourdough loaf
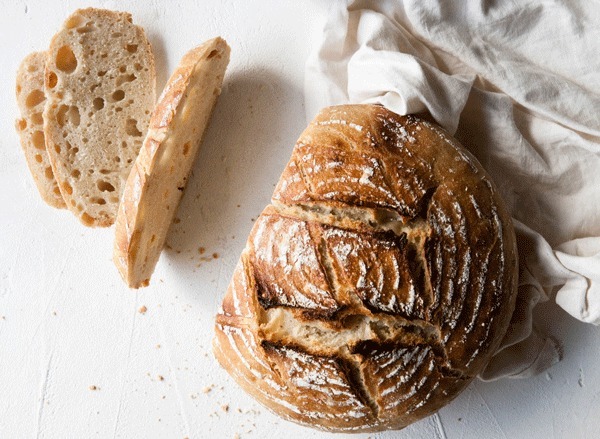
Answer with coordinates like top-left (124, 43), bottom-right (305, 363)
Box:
top-left (15, 52), bottom-right (65, 208)
top-left (214, 104), bottom-right (518, 432)
top-left (113, 37), bottom-right (230, 288)
top-left (43, 8), bottom-right (156, 227)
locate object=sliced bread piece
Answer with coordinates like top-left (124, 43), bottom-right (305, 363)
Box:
top-left (114, 37), bottom-right (231, 288)
top-left (43, 8), bottom-right (156, 227)
top-left (15, 52), bottom-right (65, 208)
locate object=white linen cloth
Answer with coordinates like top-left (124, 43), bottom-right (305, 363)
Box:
top-left (304, 0), bottom-right (600, 379)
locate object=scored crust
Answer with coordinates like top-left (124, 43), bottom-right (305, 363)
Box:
top-left (214, 104), bottom-right (519, 432)
top-left (43, 8), bottom-right (156, 227)
top-left (15, 51), bottom-right (65, 208)
top-left (113, 37), bottom-right (231, 288)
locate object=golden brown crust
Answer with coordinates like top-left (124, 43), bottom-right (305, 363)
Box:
top-left (113, 37), bottom-right (230, 288)
top-left (214, 104), bottom-right (518, 432)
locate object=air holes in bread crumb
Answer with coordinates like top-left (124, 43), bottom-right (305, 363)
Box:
top-left (26, 89), bottom-right (45, 108)
top-left (46, 71), bottom-right (58, 88)
top-left (68, 106), bottom-right (80, 126)
top-left (116, 73), bottom-right (136, 86)
top-left (71, 169), bottom-right (81, 179)
top-left (91, 197), bottom-right (106, 205)
top-left (56, 46), bottom-right (77, 73)
top-left (76, 21), bottom-right (96, 34)
top-left (93, 97), bottom-right (104, 110)
top-left (126, 44), bottom-right (138, 53)
top-left (56, 105), bottom-right (80, 127)
top-left (63, 182), bottom-right (73, 195)
top-left (207, 49), bottom-right (219, 59)
top-left (31, 112), bottom-right (44, 125)
top-left (183, 142), bottom-right (190, 156)
top-left (32, 131), bottom-right (45, 149)
top-left (97, 180), bottom-right (115, 192)
top-left (125, 119), bottom-right (142, 137)
top-left (112, 90), bottom-right (125, 101)
top-left (35, 154), bottom-right (43, 163)
top-left (16, 119), bottom-right (27, 131)
top-left (45, 167), bottom-right (54, 179)
top-left (99, 169), bottom-right (111, 174)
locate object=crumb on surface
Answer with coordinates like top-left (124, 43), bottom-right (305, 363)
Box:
top-left (89, 385), bottom-right (98, 391)
top-left (202, 385), bottom-right (214, 394)
top-left (158, 375), bottom-right (164, 381)
top-left (139, 305), bottom-right (147, 314)
top-left (221, 403), bottom-right (229, 412)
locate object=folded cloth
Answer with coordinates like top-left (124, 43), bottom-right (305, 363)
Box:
top-left (305, 0), bottom-right (600, 379)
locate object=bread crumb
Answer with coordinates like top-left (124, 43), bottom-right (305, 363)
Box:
top-left (89, 385), bottom-right (99, 391)
top-left (156, 344), bottom-right (161, 349)
top-left (202, 385), bottom-right (214, 394)
top-left (233, 434), bottom-right (240, 439)
top-left (221, 404), bottom-right (229, 412)
top-left (139, 305), bottom-right (147, 314)
top-left (158, 375), bottom-right (164, 381)
top-left (52, 311), bottom-right (57, 316)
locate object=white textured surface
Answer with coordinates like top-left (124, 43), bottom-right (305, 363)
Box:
top-left (1, 1), bottom-right (599, 438)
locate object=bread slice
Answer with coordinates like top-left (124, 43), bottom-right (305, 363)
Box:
top-left (43, 8), bottom-right (156, 227)
top-left (114, 37), bottom-right (231, 288)
top-left (15, 52), bottom-right (65, 208)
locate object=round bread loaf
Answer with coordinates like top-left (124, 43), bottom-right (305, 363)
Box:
top-left (214, 104), bottom-right (518, 432)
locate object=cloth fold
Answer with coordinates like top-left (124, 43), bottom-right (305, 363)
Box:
top-left (305, 0), bottom-right (600, 379)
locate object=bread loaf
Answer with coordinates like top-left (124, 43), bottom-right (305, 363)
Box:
top-left (113, 37), bottom-right (230, 288)
top-left (43, 8), bottom-right (156, 227)
top-left (214, 104), bottom-right (518, 432)
top-left (15, 52), bottom-right (65, 209)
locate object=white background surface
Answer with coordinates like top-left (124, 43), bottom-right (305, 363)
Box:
top-left (1, 1), bottom-right (599, 438)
